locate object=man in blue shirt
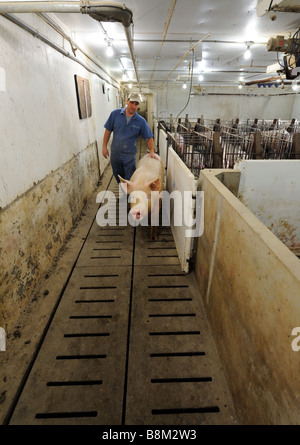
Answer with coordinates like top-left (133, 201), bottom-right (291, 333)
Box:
top-left (102, 92), bottom-right (156, 182)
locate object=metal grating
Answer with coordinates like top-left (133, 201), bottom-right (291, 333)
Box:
top-left (126, 226), bottom-right (236, 425)
top-left (8, 176), bottom-right (237, 425)
top-left (9, 264), bottom-right (132, 425)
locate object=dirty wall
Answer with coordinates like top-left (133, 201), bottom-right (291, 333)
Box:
top-left (0, 13), bottom-right (119, 333)
top-left (291, 94), bottom-right (300, 119)
top-left (154, 84), bottom-right (296, 121)
top-left (195, 169), bottom-right (300, 424)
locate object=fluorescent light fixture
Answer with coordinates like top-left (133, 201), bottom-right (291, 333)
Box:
top-left (183, 83), bottom-right (187, 89)
top-left (105, 38), bottom-right (114, 57)
top-left (244, 47), bottom-right (251, 60)
top-left (106, 45), bottom-right (114, 57)
top-left (198, 73), bottom-right (204, 81)
top-left (244, 41), bottom-right (253, 60)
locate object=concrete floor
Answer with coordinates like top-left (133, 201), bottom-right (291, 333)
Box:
top-left (0, 150), bottom-right (238, 426)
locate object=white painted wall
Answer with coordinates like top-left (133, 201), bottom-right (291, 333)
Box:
top-left (0, 13), bottom-right (117, 209)
top-left (291, 94), bottom-right (300, 121)
top-left (237, 160), bottom-right (300, 251)
top-left (154, 84), bottom-right (297, 122)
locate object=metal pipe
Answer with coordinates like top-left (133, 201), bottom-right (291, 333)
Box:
top-left (123, 25), bottom-right (141, 91)
top-left (0, 1), bottom-right (126, 14)
top-left (164, 34), bottom-right (210, 83)
top-left (150, 0), bottom-right (177, 82)
top-left (38, 12), bottom-right (119, 85)
top-left (3, 12), bottom-right (119, 88)
top-left (0, 1), bottom-right (81, 13)
top-left (0, 1), bottom-right (138, 86)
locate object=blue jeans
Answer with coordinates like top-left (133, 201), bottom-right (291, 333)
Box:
top-left (111, 154), bottom-right (136, 182)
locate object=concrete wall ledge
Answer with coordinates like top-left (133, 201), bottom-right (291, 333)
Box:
top-left (195, 168), bottom-right (300, 424)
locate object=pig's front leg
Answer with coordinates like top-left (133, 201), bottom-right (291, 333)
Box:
top-left (150, 225), bottom-right (158, 241)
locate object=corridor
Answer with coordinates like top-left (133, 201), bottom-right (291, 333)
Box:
top-left (7, 164), bottom-right (237, 425)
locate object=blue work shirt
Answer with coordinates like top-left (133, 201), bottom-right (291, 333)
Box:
top-left (104, 107), bottom-right (154, 161)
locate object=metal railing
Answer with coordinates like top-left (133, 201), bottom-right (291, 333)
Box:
top-left (221, 130), bottom-right (254, 169)
top-left (156, 117), bottom-right (300, 176)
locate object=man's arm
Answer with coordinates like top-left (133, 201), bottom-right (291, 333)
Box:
top-left (102, 129), bottom-right (112, 158)
top-left (147, 137), bottom-right (158, 158)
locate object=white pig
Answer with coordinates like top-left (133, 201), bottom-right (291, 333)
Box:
top-left (118, 154), bottom-right (164, 240)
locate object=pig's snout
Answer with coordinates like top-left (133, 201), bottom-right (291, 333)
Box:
top-left (131, 208), bottom-right (141, 219)
top-left (129, 191), bottom-right (149, 222)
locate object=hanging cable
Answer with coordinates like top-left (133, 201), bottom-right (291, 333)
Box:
top-left (176, 49), bottom-right (195, 119)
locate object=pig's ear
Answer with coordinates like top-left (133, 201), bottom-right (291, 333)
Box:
top-left (118, 175), bottom-right (133, 194)
top-left (149, 178), bottom-right (160, 191)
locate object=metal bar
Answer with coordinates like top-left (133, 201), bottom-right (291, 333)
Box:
top-left (2, 13), bottom-right (118, 87)
top-left (0, 1), bottom-right (137, 89)
top-left (0, 1), bottom-right (127, 14)
top-left (123, 25), bottom-right (141, 91)
top-left (0, 1), bottom-right (82, 13)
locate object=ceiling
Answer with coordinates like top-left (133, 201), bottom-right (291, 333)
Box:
top-left (54, 0), bottom-right (300, 91)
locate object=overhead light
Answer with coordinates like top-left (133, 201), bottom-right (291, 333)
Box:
top-left (122, 71), bottom-right (128, 81)
top-left (105, 39), bottom-right (114, 57)
top-left (183, 83), bottom-right (187, 89)
top-left (238, 84), bottom-right (243, 89)
top-left (244, 47), bottom-right (251, 60)
top-left (128, 83), bottom-right (132, 89)
top-left (106, 45), bottom-right (114, 57)
top-left (244, 41), bottom-right (253, 60)
top-left (198, 73), bottom-right (204, 81)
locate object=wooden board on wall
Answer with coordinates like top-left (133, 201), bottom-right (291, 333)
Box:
top-left (74, 75), bottom-right (92, 119)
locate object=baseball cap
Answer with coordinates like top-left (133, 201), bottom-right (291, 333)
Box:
top-left (128, 92), bottom-right (143, 103)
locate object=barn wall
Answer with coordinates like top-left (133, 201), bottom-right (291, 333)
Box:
top-left (154, 84), bottom-right (296, 122)
top-left (0, 13), bottom-right (118, 333)
top-left (195, 168), bottom-right (300, 424)
top-left (291, 94), bottom-right (300, 120)
top-left (237, 160), bottom-right (300, 254)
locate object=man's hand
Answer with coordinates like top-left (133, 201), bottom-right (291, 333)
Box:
top-left (102, 129), bottom-right (112, 159)
top-left (149, 152), bottom-right (160, 160)
top-left (102, 146), bottom-right (109, 159)
top-left (147, 137), bottom-right (157, 159)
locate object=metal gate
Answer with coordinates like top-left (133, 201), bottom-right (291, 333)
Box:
top-left (159, 131), bottom-right (203, 273)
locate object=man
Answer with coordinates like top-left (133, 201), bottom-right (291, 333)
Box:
top-left (102, 92), bottom-right (156, 182)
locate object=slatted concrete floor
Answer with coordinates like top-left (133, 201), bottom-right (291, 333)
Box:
top-left (9, 176), bottom-right (237, 425)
